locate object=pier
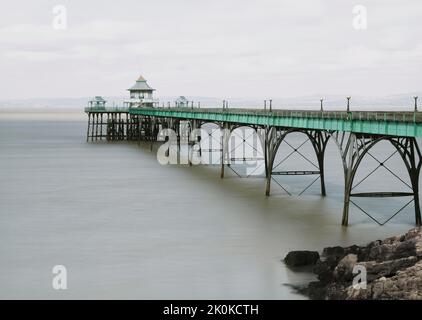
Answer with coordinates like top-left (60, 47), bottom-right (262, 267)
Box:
top-left (84, 75), bottom-right (422, 227)
top-left (85, 104), bottom-right (422, 227)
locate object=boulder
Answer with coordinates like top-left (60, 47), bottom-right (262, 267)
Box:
top-left (284, 250), bottom-right (320, 267)
top-left (362, 256), bottom-right (418, 282)
top-left (333, 254), bottom-right (358, 282)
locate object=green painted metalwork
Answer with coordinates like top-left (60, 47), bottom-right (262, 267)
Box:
top-left (85, 106), bottom-right (422, 137)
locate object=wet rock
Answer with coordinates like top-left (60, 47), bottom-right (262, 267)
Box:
top-left (284, 250), bottom-right (320, 267)
top-left (313, 259), bottom-right (334, 283)
top-left (343, 261), bottom-right (422, 300)
top-left (287, 227), bottom-right (422, 300)
top-left (362, 256), bottom-right (418, 282)
top-left (333, 254), bottom-right (358, 282)
top-left (303, 281), bottom-right (327, 300)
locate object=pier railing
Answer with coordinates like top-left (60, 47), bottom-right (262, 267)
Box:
top-left (129, 107), bottom-right (422, 123)
top-left (84, 106), bottom-right (129, 113)
top-left (84, 106), bottom-right (422, 124)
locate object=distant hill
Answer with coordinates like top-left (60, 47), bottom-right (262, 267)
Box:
top-left (0, 93), bottom-right (420, 111)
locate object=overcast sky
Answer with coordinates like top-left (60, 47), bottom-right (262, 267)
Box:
top-left (0, 0), bottom-right (421, 100)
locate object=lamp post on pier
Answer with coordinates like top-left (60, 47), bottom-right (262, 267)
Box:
top-left (346, 97), bottom-right (351, 112)
top-left (320, 98), bottom-right (324, 112)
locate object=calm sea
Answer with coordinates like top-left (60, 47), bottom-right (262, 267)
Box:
top-left (0, 111), bottom-right (418, 299)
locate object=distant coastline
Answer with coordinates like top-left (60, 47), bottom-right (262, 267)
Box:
top-left (0, 108), bottom-right (86, 121)
top-left (1, 93), bottom-right (422, 112)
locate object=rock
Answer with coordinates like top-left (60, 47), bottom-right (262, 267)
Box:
top-left (322, 246), bottom-right (345, 259)
top-left (366, 261), bottom-right (422, 299)
top-left (362, 256), bottom-right (418, 282)
top-left (314, 246), bottom-right (364, 283)
top-left (313, 259), bottom-right (334, 283)
top-left (290, 281), bottom-right (327, 300)
top-left (306, 281), bottom-right (327, 300)
top-left (333, 254), bottom-right (358, 282)
top-left (287, 227), bottom-right (422, 300)
top-left (284, 250), bottom-right (320, 267)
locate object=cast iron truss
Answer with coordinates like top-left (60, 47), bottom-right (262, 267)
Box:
top-left (85, 112), bottom-right (422, 227)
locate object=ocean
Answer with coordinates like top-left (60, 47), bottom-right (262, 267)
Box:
top-left (0, 111), bottom-right (418, 299)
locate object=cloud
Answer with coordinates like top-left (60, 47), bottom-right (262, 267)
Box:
top-left (0, 0), bottom-right (421, 99)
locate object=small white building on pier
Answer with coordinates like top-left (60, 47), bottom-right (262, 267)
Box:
top-left (125, 75), bottom-right (156, 108)
top-left (88, 96), bottom-right (107, 109)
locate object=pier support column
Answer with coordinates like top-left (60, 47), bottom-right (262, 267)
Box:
top-left (334, 132), bottom-right (422, 226)
top-left (95, 113), bottom-right (99, 141)
top-left (100, 113), bottom-right (103, 140)
top-left (86, 113), bottom-right (91, 142)
top-left (265, 128), bottom-right (329, 197)
top-left (265, 127), bottom-right (279, 196)
top-left (139, 115), bottom-right (143, 142)
top-left (256, 127), bottom-right (268, 178)
top-left (220, 122), bottom-right (230, 178)
top-left (91, 112), bottom-right (95, 141)
top-left (188, 120), bottom-right (196, 166)
top-left (341, 133), bottom-right (356, 226)
top-left (150, 117), bottom-right (156, 151)
top-left (307, 130), bottom-right (330, 196)
top-left (393, 137), bottom-right (422, 226)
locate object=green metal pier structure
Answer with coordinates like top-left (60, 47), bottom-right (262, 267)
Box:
top-left (85, 104), bottom-right (422, 227)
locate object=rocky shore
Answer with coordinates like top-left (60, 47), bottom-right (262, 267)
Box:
top-left (284, 228), bottom-right (422, 300)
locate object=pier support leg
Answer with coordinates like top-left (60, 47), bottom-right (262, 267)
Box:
top-left (138, 116), bottom-right (142, 145)
top-left (95, 113), bottom-right (99, 141)
top-left (86, 113), bottom-right (91, 142)
top-left (265, 127), bottom-right (278, 196)
top-left (125, 113), bottom-right (129, 140)
top-left (413, 179), bottom-right (421, 226)
top-left (319, 154), bottom-right (326, 196)
top-left (264, 132), bottom-right (268, 179)
top-left (188, 120), bottom-right (193, 166)
top-left (265, 128), bottom-right (329, 197)
top-left (220, 123), bottom-right (230, 178)
top-left (91, 112), bottom-right (95, 142)
top-left (100, 113), bottom-right (103, 140)
top-left (255, 128), bottom-right (268, 178)
top-left (307, 130), bottom-right (330, 196)
top-left (107, 113), bottom-right (110, 140)
top-left (334, 132), bottom-right (422, 226)
top-left (150, 117), bottom-right (156, 151)
top-left (405, 138), bottom-right (422, 226)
